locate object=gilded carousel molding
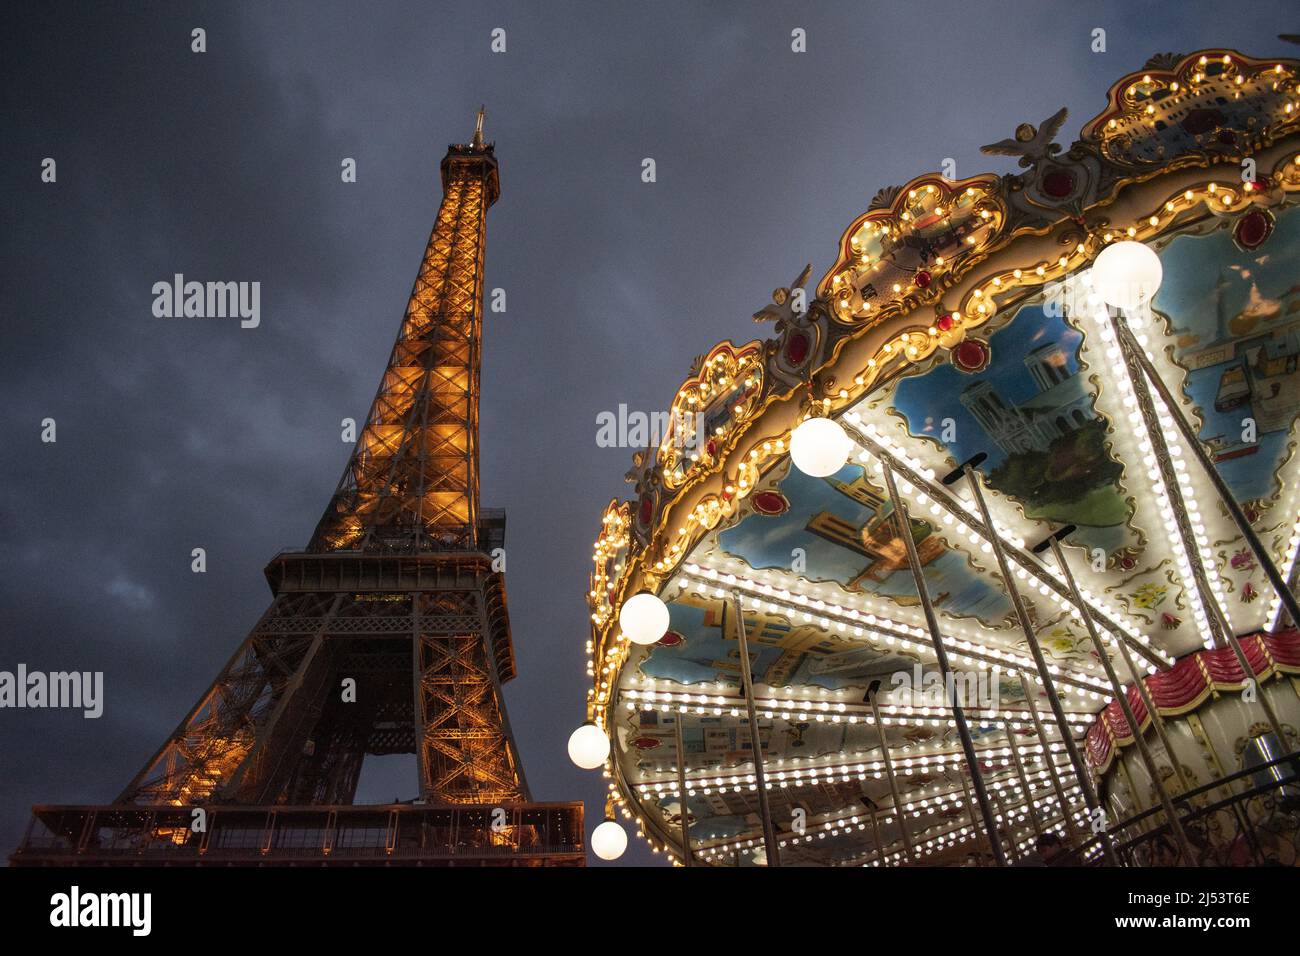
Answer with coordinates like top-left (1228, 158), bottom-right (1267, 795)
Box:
top-left (582, 46), bottom-right (1300, 864)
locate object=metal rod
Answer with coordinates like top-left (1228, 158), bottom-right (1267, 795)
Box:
top-left (957, 768), bottom-right (993, 864)
top-left (673, 717), bottom-right (692, 867)
top-left (849, 423), bottom-right (1164, 673)
top-left (1044, 534), bottom-right (1197, 864)
top-left (867, 805), bottom-right (884, 865)
top-left (1190, 714), bottom-right (1265, 862)
top-left (1107, 314), bottom-right (1236, 653)
top-left (1106, 617), bottom-right (1193, 794)
top-left (1003, 722), bottom-right (1043, 839)
top-left (1016, 667), bottom-right (1078, 839)
top-left (867, 687), bottom-right (914, 861)
top-left (1114, 315), bottom-right (1300, 631)
top-left (880, 458), bottom-right (1006, 865)
top-left (992, 791), bottom-right (1018, 861)
top-left (1116, 757), bottom-right (1151, 842)
top-left (957, 462), bottom-right (1119, 864)
top-left (730, 590), bottom-right (781, 867)
top-left (1112, 316), bottom-right (1289, 747)
top-left (1103, 789), bottom-right (1138, 853)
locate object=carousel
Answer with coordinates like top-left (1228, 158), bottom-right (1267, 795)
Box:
top-left (571, 46), bottom-right (1300, 867)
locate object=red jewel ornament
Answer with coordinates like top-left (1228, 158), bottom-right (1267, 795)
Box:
top-left (1235, 210), bottom-right (1272, 249)
top-left (784, 331), bottom-right (810, 366)
top-left (752, 491), bottom-right (790, 516)
top-left (936, 313), bottom-right (955, 332)
top-left (952, 339), bottom-right (990, 373)
top-left (638, 494), bottom-right (653, 526)
top-left (1041, 168), bottom-right (1075, 199)
top-left (914, 270), bottom-right (932, 289)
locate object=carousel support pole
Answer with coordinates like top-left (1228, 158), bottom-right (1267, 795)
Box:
top-left (945, 455), bottom-right (1119, 865)
top-left (1017, 667), bottom-right (1080, 837)
top-left (1107, 617), bottom-right (1194, 796)
top-left (730, 590), bottom-right (781, 867)
top-left (1035, 527), bottom-right (1197, 865)
top-left (958, 768), bottom-right (995, 864)
top-left (1111, 316), bottom-right (1289, 748)
top-left (1104, 789), bottom-right (1139, 855)
top-left (992, 790), bottom-right (1018, 862)
top-left (879, 457), bottom-right (1006, 865)
top-left (1113, 316), bottom-right (1300, 630)
top-left (673, 717), bottom-right (692, 867)
top-left (1188, 710), bottom-right (1263, 861)
top-left (867, 805), bottom-right (885, 865)
top-left (1004, 722), bottom-right (1043, 839)
top-left (867, 684), bottom-right (914, 861)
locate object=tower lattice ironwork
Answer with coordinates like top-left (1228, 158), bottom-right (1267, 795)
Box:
top-left (12, 113), bottom-right (584, 867)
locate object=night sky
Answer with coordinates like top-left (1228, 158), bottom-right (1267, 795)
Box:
top-left (1, 1), bottom-right (1293, 866)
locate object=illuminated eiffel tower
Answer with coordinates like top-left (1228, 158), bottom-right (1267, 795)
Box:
top-left (12, 112), bottom-right (585, 866)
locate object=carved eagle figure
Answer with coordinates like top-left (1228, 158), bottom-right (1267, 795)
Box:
top-left (980, 107), bottom-right (1069, 168)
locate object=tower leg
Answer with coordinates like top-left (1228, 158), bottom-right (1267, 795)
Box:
top-left (415, 586), bottom-right (528, 804)
top-left (118, 593), bottom-right (338, 805)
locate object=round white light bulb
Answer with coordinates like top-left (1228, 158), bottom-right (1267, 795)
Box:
top-left (620, 591), bottom-right (670, 645)
top-left (789, 416), bottom-right (852, 478)
top-left (567, 722), bottom-right (610, 770)
top-left (591, 819), bottom-right (628, 861)
top-left (1090, 240), bottom-right (1162, 310)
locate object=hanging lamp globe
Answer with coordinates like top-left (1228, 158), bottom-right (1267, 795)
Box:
top-left (591, 819), bottom-right (629, 861)
top-left (1091, 239), bottom-right (1163, 310)
top-left (790, 416), bottom-right (852, 478)
top-left (567, 721), bottom-right (610, 770)
top-left (620, 591), bottom-right (670, 645)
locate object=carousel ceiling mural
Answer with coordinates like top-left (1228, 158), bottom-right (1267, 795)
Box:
top-left (576, 47), bottom-right (1300, 867)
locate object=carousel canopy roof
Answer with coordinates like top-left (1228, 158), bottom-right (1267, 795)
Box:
top-left (585, 47), bottom-right (1300, 866)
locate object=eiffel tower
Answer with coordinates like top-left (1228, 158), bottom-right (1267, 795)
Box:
top-left (12, 112), bottom-right (585, 866)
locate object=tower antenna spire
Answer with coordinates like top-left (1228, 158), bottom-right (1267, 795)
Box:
top-left (473, 104), bottom-right (486, 148)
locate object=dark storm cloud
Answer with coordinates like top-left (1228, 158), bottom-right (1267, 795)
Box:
top-left (0, 0), bottom-right (1293, 865)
